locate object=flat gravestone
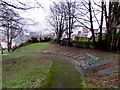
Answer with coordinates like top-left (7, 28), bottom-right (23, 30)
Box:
top-left (63, 52), bottom-right (69, 56)
top-left (97, 66), bottom-right (119, 75)
top-left (53, 51), bottom-right (58, 54)
top-left (67, 54), bottom-right (75, 57)
top-left (78, 57), bottom-right (85, 60)
top-left (95, 60), bottom-right (111, 67)
top-left (75, 65), bottom-right (93, 75)
top-left (58, 52), bottom-right (63, 55)
top-left (73, 55), bottom-right (80, 58)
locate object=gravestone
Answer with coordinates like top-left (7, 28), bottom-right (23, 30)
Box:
top-left (75, 65), bottom-right (93, 75)
top-left (63, 52), bottom-right (69, 56)
top-left (73, 55), bottom-right (80, 58)
top-left (67, 54), bottom-right (74, 57)
top-left (95, 60), bottom-right (111, 67)
top-left (97, 66), bottom-right (119, 75)
top-left (78, 57), bottom-right (85, 60)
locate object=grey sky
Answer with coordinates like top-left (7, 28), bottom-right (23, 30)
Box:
top-left (4, 0), bottom-right (119, 35)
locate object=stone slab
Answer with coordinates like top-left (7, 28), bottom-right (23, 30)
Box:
top-left (97, 66), bottom-right (119, 75)
top-left (78, 57), bottom-right (85, 60)
top-left (75, 65), bottom-right (94, 75)
top-left (95, 60), bottom-right (110, 67)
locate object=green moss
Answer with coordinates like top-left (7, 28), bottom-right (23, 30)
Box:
top-left (42, 56), bottom-right (83, 88)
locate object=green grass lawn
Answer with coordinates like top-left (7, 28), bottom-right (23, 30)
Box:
top-left (13, 42), bottom-right (49, 53)
top-left (1, 42), bottom-right (49, 54)
top-left (2, 42), bottom-right (91, 88)
top-left (2, 54), bottom-right (52, 88)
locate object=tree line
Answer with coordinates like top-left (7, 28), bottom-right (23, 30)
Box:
top-left (48, 0), bottom-right (120, 51)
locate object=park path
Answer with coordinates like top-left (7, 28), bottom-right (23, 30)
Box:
top-left (42, 56), bottom-right (83, 88)
top-left (2, 48), bottom-right (119, 88)
top-left (2, 53), bottom-right (83, 88)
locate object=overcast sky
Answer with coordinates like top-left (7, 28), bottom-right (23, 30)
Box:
top-left (4, 0), bottom-right (119, 35)
top-left (18, 0), bottom-right (100, 34)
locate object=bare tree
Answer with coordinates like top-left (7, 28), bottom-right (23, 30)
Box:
top-left (75, 0), bottom-right (97, 44)
top-left (0, 4), bottom-right (24, 51)
top-left (48, 2), bottom-right (68, 44)
top-left (0, 0), bottom-right (43, 52)
top-left (0, 42), bottom-right (3, 54)
top-left (104, 1), bottom-right (120, 51)
top-left (48, 0), bottom-right (78, 46)
top-left (88, 0), bottom-right (96, 44)
top-left (99, 0), bottom-right (104, 42)
top-left (59, 0), bottom-right (78, 46)
top-left (0, 0), bottom-right (32, 52)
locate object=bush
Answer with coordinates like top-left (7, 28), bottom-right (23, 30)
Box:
top-left (12, 40), bottom-right (32, 51)
top-left (61, 40), bottom-right (68, 46)
top-left (71, 41), bottom-right (92, 48)
top-left (41, 37), bottom-right (52, 42)
top-left (31, 37), bottom-right (39, 43)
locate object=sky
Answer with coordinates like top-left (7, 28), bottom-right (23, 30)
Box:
top-left (18, 0), bottom-right (100, 34)
top-left (4, 0), bottom-right (120, 35)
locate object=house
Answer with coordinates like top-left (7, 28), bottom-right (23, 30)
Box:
top-left (54, 27), bottom-right (107, 40)
top-left (73, 27), bottom-right (91, 39)
top-left (94, 27), bottom-right (107, 37)
top-left (60, 27), bottom-right (90, 40)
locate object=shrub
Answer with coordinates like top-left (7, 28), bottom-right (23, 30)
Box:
top-left (71, 41), bottom-right (92, 48)
top-left (61, 40), bottom-right (68, 46)
top-left (41, 37), bottom-right (52, 42)
top-left (31, 37), bottom-right (39, 43)
top-left (12, 40), bottom-right (32, 51)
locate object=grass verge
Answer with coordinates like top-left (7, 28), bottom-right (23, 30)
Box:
top-left (2, 43), bottom-right (49, 54)
top-left (2, 54), bottom-right (52, 88)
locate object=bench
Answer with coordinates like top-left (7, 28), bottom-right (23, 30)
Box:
top-left (78, 54), bottom-right (99, 74)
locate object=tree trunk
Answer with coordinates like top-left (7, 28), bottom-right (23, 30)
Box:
top-left (68, 16), bottom-right (71, 46)
top-left (104, 2), bottom-right (113, 51)
top-left (0, 42), bottom-right (3, 54)
top-left (7, 27), bottom-right (10, 52)
top-left (89, 0), bottom-right (96, 45)
top-left (99, 1), bottom-right (104, 42)
top-left (7, 37), bottom-right (12, 52)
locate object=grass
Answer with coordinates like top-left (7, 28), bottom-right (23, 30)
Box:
top-left (2, 42), bottom-right (94, 88)
top-left (13, 42), bottom-right (49, 53)
top-left (2, 54), bottom-right (52, 88)
top-left (1, 43), bottom-right (49, 54)
top-left (2, 43), bottom-right (83, 88)
top-left (42, 56), bottom-right (83, 88)
top-left (1, 50), bottom-right (9, 54)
